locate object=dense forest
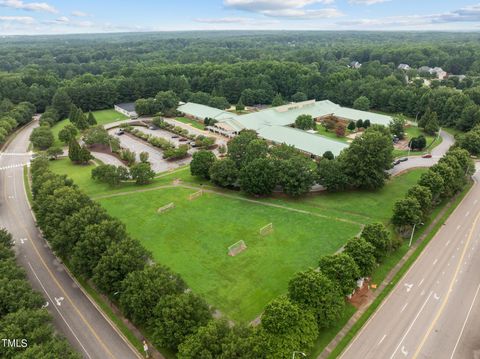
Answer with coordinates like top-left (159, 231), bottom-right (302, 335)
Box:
top-left (1, 31), bottom-right (480, 133)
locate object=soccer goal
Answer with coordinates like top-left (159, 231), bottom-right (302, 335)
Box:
top-left (157, 202), bottom-right (175, 214)
top-left (259, 223), bottom-right (273, 236)
top-left (188, 190), bottom-right (203, 201)
top-left (228, 240), bottom-right (247, 256)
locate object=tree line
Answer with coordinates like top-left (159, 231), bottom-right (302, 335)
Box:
top-left (0, 228), bottom-right (80, 359)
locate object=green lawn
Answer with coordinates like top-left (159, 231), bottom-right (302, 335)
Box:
top-left (176, 117), bottom-right (206, 130)
top-left (49, 158), bottom-right (425, 323)
top-left (315, 124), bottom-right (351, 144)
top-left (51, 109), bottom-right (128, 147)
top-left (393, 126), bottom-right (441, 157)
top-left (98, 188), bottom-right (361, 322)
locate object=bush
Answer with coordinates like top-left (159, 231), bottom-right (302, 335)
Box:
top-left (30, 125), bottom-right (54, 150)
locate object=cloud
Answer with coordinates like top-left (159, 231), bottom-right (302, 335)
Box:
top-left (0, 0), bottom-right (57, 13)
top-left (348, 0), bottom-right (390, 5)
top-left (71, 11), bottom-right (91, 17)
top-left (339, 3), bottom-right (480, 28)
top-left (195, 17), bottom-right (254, 24)
top-left (0, 15), bottom-right (34, 24)
top-left (224, 0), bottom-right (341, 18)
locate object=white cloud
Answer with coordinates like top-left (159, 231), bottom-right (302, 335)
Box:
top-left (224, 0), bottom-right (341, 18)
top-left (348, 0), bottom-right (390, 5)
top-left (71, 11), bottom-right (91, 18)
top-left (0, 0), bottom-right (57, 13)
top-left (0, 15), bottom-right (34, 24)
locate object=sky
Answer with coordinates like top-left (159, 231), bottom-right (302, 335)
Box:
top-left (1, 0), bottom-right (480, 35)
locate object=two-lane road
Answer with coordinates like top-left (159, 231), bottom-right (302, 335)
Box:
top-left (340, 165), bottom-right (480, 359)
top-left (0, 120), bottom-right (141, 359)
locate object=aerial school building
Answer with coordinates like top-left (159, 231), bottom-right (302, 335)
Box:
top-left (177, 100), bottom-right (393, 157)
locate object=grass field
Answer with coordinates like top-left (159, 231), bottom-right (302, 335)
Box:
top-left (49, 157), bottom-right (425, 323)
top-left (51, 109), bottom-right (128, 147)
top-left (393, 125), bottom-right (441, 157)
top-left (175, 116), bottom-right (205, 130)
top-left (315, 124), bottom-right (351, 144)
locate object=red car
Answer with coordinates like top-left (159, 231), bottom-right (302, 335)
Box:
top-left (422, 154), bottom-right (432, 158)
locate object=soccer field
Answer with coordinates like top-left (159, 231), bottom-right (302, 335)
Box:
top-left (49, 158), bottom-right (425, 322)
top-left (98, 187), bottom-right (361, 322)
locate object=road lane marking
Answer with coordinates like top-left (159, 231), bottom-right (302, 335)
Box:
top-left (474, 199), bottom-right (478, 205)
top-left (27, 262), bottom-right (92, 359)
top-left (4, 173), bottom-right (118, 359)
top-left (434, 293), bottom-right (440, 300)
top-left (412, 210), bottom-right (480, 359)
top-left (404, 283), bottom-right (413, 292)
top-left (418, 278), bottom-right (424, 287)
top-left (401, 346), bottom-right (408, 356)
top-left (433, 259), bottom-right (438, 265)
top-left (390, 291), bottom-right (433, 359)
top-left (378, 334), bottom-right (387, 345)
top-left (449, 283), bottom-right (480, 359)
top-left (465, 211), bottom-right (470, 217)
top-left (456, 225), bottom-right (461, 230)
top-left (445, 240), bottom-right (451, 246)
top-left (401, 303), bottom-right (408, 313)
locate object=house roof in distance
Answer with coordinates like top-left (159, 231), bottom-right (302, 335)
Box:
top-left (115, 102), bottom-right (136, 113)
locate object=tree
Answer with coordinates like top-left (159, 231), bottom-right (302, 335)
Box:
top-left (431, 162), bottom-right (457, 198)
top-left (317, 159), bottom-right (349, 191)
top-left (418, 107), bottom-right (437, 128)
top-left (155, 90), bottom-right (179, 116)
top-left (407, 185), bottom-right (433, 217)
top-left (457, 126), bottom-right (480, 156)
top-left (418, 170), bottom-right (444, 204)
top-left (318, 253), bottom-right (360, 296)
top-left (58, 124), bottom-right (78, 144)
top-left (120, 148), bottom-right (136, 166)
top-left (130, 162), bottom-right (155, 185)
top-left (51, 89), bottom-right (72, 120)
top-left (87, 111), bottom-right (97, 125)
top-left (323, 151), bottom-right (334, 160)
top-left (353, 96), bottom-right (370, 111)
top-left (424, 115), bottom-right (440, 135)
top-left (389, 117), bottom-right (406, 139)
top-left (291, 91), bottom-right (308, 103)
top-left (239, 158), bottom-right (277, 196)
top-left (338, 128), bottom-right (393, 190)
top-left (150, 292), bottom-right (211, 351)
top-left (391, 197), bottom-right (422, 237)
top-left (335, 122), bottom-right (346, 137)
top-left (356, 119), bottom-right (364, 129)
top-left (0, 228), bottom-right (13, 248)
top-left (30, 126), bottom-right (54, 150)
top-left (78, 145), bottom-right (93, 164)
top-left (209, 158), bottom-right (239, 187)
top-left (288, 269), bottom-right (344, 328)
top-left (271, 93), bottom-right (284, 107)
top-left (120, 264), bottom-right (186, 324)
top-left (360, 223), bottom-right (392, 260)
top-left (347, 121), bottom-right (356, 132)
top-left (343, 237), bottom-right (377, 277)
top-left (410, 135), bottom-right (427, 150)
top-left (190, 150), bottom-right (216, 179)
top-left (178, 320), bottom-right (256, 359)
top-left (46, 146), bottom-right (63, 159)
top-left (295, 114), bottom-right (315, 130)
top-left (74, 108), bottom-right (89, 130)
top-left (91, 164), bottom-right (130, 186)
top-left (458, 105), bottom-right (480, 132)
top-left (92, 237), bottom-right (149, 296)
top-left (227, 130), bottom-right (257, 168)
top-left (363, 119), bottom-right (371, 128)
top-left (277, 157), bottom-right (317, 197)
top-left (71, 219), bottom-right (127, 277)
top-left (235, 97), bottom-right (245, 111)
top-left (83, 126), bottom-right (110, 146)
top-left (68, 139), bottom-right (81, 163)
top-left (139, 151), bottom-right (149, 163)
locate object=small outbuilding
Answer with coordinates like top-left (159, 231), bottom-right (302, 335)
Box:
top-left (114, 103), bottom-right (138, 118)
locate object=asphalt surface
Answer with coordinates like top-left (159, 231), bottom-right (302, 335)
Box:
top-left (0, 120), bottom-right (141, 359)
top-left (340, 164), bottom-right (480, 359)
top-left (389, 129), bottom-right (454, 176)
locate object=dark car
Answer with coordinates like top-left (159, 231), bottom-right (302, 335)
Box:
top-left (116, 130), bottom-right (124, 135)
top-left (393, 160), bottom-right (401, 166)
top-left (171, 135), bottom-right (179, 139)
top-left (399, 157), bottom-right (408, 162)
top-left (422, 153), bottom-right (432, 158)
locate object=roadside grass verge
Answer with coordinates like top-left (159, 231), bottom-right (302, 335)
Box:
top-left (175, 116), bottom-right (205, 130)
top-left (326, 181), bottom-right (473, 358)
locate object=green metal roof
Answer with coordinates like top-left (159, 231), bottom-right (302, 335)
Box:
top-left (257, 126), bottom-right (348, 157)
top-left (177, 102), bottom-right (238, 121)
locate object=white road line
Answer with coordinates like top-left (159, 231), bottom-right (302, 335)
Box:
top-left (378, 334), bottom-right (387, 345)
top-left (456, 225), bottom-right (462, 230)
top-left (474, 199), bottom-right (478, 205)
top-left (445, 240), bottom-right (451, 246)
top-left (401, 303), bottom-right (408, 313)
top-left (433, 259), bottom-right (438, 266)
top-left (465, 211), bottom-right (470, 217)
top-left (449, 283), bottom-right (480, 359)
top-left (390, 291), bottom-right (433, 359)
top-left (418, 278), bottom-right (424, 287)
top-left (27, 261), bottom-right (93, 359)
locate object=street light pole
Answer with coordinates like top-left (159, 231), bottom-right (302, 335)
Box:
top-left (409, 222), bottom-right (424, 247)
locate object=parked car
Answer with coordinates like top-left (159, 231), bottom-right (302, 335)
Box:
top-left (422, 153), bottom-right (432, 158)
top-left (171, 135), bottom-right (179, 139)
top-left (399, 157), bottom-right (409, 162)
top-left (179, 138), bottom-right (188, 142)
top-left (116, 130), bottom-right (124, 135)
top-left (393, 160), bottom-right (401, 166)
top-left (148, 125), bottom-right (157, 130)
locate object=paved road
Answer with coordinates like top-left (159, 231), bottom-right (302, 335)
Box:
top-left (0, 120), bottom-right (141, 359)
top-left (389, 129), bottom-right (454, 176)
top-left (340, 164), bottom-right (480, 359)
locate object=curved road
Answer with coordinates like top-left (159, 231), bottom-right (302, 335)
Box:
top-left (0, 120), bottom-right (141, 359)
top-left (340, 165), bottom-right (480, 359)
